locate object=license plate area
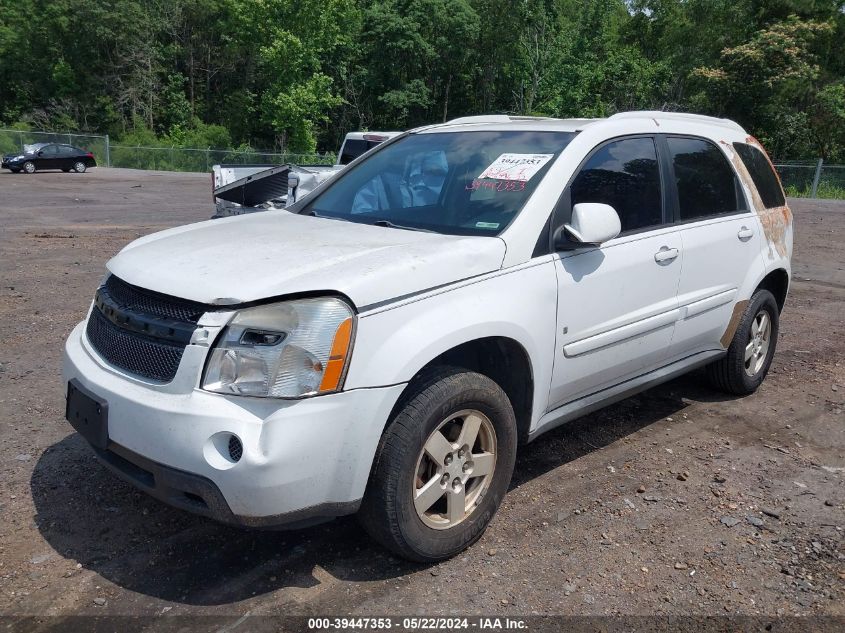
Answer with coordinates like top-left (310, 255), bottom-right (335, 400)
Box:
top-left (65, 379), bottom-right (109, 450)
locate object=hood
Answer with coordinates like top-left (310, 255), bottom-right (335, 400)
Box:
top-left (107, 211), bottom-right (506, 308)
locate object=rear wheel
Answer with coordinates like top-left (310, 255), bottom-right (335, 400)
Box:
top-left (707, 289), bottom-right (779, 395)
top-left (73, 161), bottom-right (87, 173)
top-left (22, 161), bottom-right (36, 174)
top-left (359, 367), bottom-right (517, 562)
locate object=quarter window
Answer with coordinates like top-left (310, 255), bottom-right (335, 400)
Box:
top-left (667, 137), bottom-right (745, 220)
top-left (570, 137), bottom-right (663, 233)
top-left (732, 142), bottom-right (785, 208)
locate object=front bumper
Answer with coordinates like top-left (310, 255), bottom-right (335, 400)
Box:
top-left (63, 321), bottom-right (405, 527)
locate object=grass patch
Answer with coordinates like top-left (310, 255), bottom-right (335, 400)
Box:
top-left (784, 181), bottom-right (845, 200)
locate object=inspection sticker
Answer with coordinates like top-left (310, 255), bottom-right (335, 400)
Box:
top-left (478, 153), bottom-right (554, 182)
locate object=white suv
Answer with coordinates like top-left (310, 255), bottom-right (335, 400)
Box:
top-left (63, 111), bottom-right (793, 561)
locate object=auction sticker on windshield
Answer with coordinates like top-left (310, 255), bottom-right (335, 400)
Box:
top-left (478, 153), bottom-right (554, 182)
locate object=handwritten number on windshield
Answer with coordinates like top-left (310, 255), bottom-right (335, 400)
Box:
top-left (465, 179), bottom-right (526, 192)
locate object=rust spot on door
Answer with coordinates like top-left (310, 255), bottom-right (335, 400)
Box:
top-left (721, 300), bottom-right (749, 348)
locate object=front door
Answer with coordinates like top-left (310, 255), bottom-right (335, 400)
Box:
top-left (548, 136), bottom-right (682, 409)
top-left (37, 144), bottom-right (60, 170)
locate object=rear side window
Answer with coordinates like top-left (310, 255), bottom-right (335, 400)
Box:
top-left (339, 139), bottom-right (366, 164)
top-left (339, 139), bottom-right (382, 165)
top-left (571, 137), bottom-right (662, 233)
top-left (733, 142), bottom-right (785, 208)
top-left (667, 137), bottom-right (745, 221)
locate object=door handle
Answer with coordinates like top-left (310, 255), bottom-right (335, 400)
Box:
top-left (654, 247), bottom-right (679, 263)
top-left (737, 226), bottom-right (754, 242)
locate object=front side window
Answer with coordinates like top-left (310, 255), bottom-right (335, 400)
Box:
top-left (570, 137), bottom-right (663, 233)
top-left (733, 142), bottom-right (785, 209)
top-left (668, 137), bottom-right (745, 221)
top-left (305, 131), bottom-right (576, 236)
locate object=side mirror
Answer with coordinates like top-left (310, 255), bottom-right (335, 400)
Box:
top-left (286, 172), bottom-right (299, 205)
top-left (37, 151), bottom-right (43, 156)
top-left (555, 203), bottom-right (621, 249)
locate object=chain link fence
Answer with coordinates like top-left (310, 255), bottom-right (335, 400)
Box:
top-left (0, 129), bottom-right (109, 165)
top-left (109, 145), bottom-right (334, 172)
top-left (2, 128), bottom-right (843, 198)
top-left (773, 160), bottom-right (845, 199)
top-left (1, 129), bottom-right (334, 173)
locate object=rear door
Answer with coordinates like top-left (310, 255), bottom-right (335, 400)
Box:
top-left (549, 136), bottom-right (683, 408)
top-left (662, 136), bottom-right (763, 361)
top-left (58, 145), bottom-right (79, 170)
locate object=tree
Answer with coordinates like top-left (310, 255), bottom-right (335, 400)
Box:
top-left (691, 16), bottom-right (835, 157)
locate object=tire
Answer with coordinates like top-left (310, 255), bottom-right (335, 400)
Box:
top-left (707, 289), bottom-right (779, 395)
top-left (73, 161), bottom-right (87, 173)
top-left (22, 161), bottom-right (36, 174)
top-left (359, 367), bottom-right (517, 562)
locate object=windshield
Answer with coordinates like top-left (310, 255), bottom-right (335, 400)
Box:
top-left (23, 143), bottom-right (48, 154)
top-left (303, 130), bottom-right (576, 236)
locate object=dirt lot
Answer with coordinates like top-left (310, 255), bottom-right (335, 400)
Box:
top-left (0, 168), bottom-right (843, 623)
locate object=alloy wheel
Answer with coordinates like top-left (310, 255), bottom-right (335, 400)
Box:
top-left (744, 310), bottom-right (772, 376)
top-left (413, 409), bottom-right (497, 530)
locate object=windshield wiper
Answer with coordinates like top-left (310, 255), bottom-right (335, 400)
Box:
top-left (371, 219), bottom-right (436, 233)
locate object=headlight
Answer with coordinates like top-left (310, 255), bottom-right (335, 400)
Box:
top-left (202, 297), bottom-right (355, 398)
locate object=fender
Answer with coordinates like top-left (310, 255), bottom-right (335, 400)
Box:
top-left (344, 258), bottom-right (559, 432)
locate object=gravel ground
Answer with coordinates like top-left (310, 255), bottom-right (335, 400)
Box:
top-left (0, 168), bottom-right (842, 621)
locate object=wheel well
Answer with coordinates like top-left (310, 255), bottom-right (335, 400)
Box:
top-left (756, 269), bottom-right (789, 312)
top-left (404, 337), bottom-right (534, 444)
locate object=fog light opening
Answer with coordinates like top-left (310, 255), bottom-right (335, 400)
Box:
top-left (227, 434), bottom-right (243, 462)
top-left (203, 432), bottom-right (243, 470)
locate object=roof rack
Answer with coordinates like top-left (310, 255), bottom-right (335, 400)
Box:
top-left (609, 111), bottom-right (745, 133)
top-left (443, 114), bottom-right (571, 125)
top-left (445, 115), bottom-right (514, 125)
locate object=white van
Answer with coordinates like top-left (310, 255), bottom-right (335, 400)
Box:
top-left (63, 112), bottom-right (792, 561)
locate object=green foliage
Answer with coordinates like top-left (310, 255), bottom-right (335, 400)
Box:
top-left (810, 82), bottom-right (845, 160)
top-left (0, 0), bottom-right (843, 160)
top-left (785, 181), bottom-right (845, 200)
top-left (167, 120), bottom-right (232, 149)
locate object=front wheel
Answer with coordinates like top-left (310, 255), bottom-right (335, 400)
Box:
top-left (73, 161), bottom-right (87, 173)
top-left (359, 367), bottom-right (517, 562)
top-left (22, 161), bottom-right (36, 174)
top-left (707, 289), bottom-right (779, 395)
